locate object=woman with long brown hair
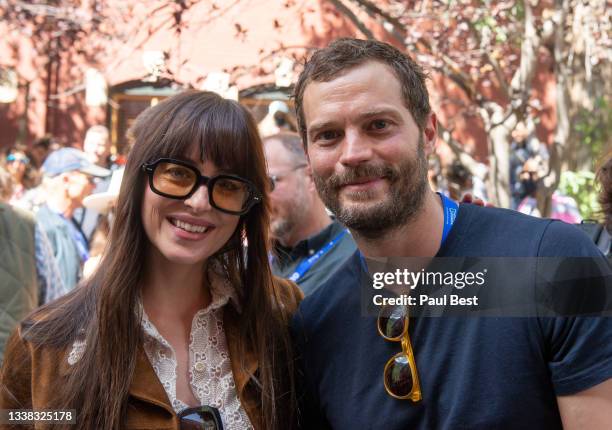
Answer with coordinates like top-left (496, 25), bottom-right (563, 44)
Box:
top-left (0, 90), bottom-right (302, 429)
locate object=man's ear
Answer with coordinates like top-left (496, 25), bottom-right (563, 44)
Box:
top-left (422, 112), bottom-right (437, 157)
top-left (304, 164), bottom-right (317, 192)
top-left (61, 172), bottom-right (72, 184)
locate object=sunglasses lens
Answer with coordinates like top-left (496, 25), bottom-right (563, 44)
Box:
top-left (212, 177), bottom-right (249, 213)
top-left (378, 306), bottom-right (407, 340)
top-left (180, 411), bottom-right (219, 430)
top-left (384, 352), bottom-right (414, 398)
top-left (152, 162), bottom-right (197, 197)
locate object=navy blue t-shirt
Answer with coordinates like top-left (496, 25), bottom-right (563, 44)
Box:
top-left (292, 204), bottom-right (612, 429)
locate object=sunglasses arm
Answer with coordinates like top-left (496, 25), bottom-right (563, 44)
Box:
top-left (401, 334), bottom-right (422, 402)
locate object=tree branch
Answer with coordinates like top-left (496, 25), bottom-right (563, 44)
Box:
top-left (509, 0), bottom-right (540, 113)
top-left (345, 0), bottom-right (486, 107)
top-left (465, 20), bottom-right (511, 100)
top-left (326, 0), bottom-right (375, 40)
top-left (350, 0), bottom-right (404, 30)
top-left (539, 0), bottom-right (571, 213)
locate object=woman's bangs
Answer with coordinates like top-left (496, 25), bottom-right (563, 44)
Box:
top-left (141, 96), bottom-right (254, 180)
top-left (146, 106), bottom-right (206, 161)
top-left (194, 101), bottom-right (253, 178)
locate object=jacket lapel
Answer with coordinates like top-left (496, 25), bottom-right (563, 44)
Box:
top-left (128, 345), bottom-right (175, 415)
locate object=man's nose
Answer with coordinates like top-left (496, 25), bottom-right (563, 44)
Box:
top-left (338, 129), bottom-right (374, 166)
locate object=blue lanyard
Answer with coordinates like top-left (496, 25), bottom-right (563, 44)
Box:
top-left (439, 192), bottom-right (459, 246)
top-left (358, 194), bottom-right (459, 271)
top-left (289, 229), bottom-right (349, 282)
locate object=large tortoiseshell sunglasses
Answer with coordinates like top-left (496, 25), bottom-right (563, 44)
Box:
top-left (142, 158), bottom-right (262, 216)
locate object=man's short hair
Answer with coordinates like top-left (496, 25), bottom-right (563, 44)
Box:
top-left (263, 132), bottom-right (307, 166)
top-left (33, 136), bottom-right (53, 150)
top-left (293, 38), bottom-right (432, 145)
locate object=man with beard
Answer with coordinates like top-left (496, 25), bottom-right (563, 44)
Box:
top-left (264, 132), bottom-right (356, 295)
top-left (291, 38), bottom-right (612, 429)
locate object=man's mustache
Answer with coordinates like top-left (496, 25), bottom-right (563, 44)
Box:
top-left (327, 164), bottom-right (398, 188)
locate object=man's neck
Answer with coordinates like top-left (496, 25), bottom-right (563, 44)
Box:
top-left (353, 190), bottom-right (444, 258)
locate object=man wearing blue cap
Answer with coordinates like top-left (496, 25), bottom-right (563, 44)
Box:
top-left (37, 147), bottom-right (110, 290)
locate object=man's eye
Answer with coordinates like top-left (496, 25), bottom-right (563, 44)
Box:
top-left (370, 120), bottom-right (388, 130)
top-left (318, 130), bottom-right (340, 141)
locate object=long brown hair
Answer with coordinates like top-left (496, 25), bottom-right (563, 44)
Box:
top-left (22, 90), bottom-right (296, 429)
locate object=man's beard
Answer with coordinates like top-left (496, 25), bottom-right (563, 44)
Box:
top-left (313, 137), bottom-right (428, 239)
top-left (270, 216), bottom-right (295, 246)
top-left (270, 196), bottom-right (308, 247)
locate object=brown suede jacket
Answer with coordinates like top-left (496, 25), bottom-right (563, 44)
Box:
top-left (0, 277), bottom-right (302, 429)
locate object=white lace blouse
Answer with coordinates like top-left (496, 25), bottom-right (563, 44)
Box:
top-left (67, 268), bottom-right (254, 430)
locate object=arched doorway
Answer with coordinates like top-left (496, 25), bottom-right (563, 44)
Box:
top-left (108, 79), bottom-right (183, 154)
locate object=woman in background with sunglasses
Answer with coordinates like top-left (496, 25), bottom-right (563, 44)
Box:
top-left (0, 91), bottom-right (302, 430)
top-left (4, 147), bottom-right (40, 207)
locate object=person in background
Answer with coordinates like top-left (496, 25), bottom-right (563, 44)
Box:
top-left (76, 125), bottom-right (118, 243)
top-left (509, 121), bottom-right (548, 209)
top-left (517, 157), bottom-right (582, 223)
top-left (259, 101), bottom-right (297, 137)
top-left (0, 167), bottom-right (66, 362)
top-left (446, 160), bottom-right (473, 202)
top-left (36, 147), bottom-right (110, 291)
top-left (264, 132), bottom-right (357, 295)
top-left (83, 125), bottom-right (113, 168)
top-left (81, 167), bottom-right (124, 278)
top-left (1, 91), bottom-right (301, 430)
top-left (29, 135), bottom-right (58, 169)
top-left (5, 147), bottom-right (39, 206)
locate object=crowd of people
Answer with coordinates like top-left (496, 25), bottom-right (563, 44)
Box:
top-left (0, 38), bottom-right (610, 429)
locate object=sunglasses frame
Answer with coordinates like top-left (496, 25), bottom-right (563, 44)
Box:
top-left (178, 405), bottom-right (223, 430)
top-left (377, 306), bottom-right (422, 402)
top-left (142, 158), bottom-right (262, 216)
top-left (6, 154), bottom-right (29, 164)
